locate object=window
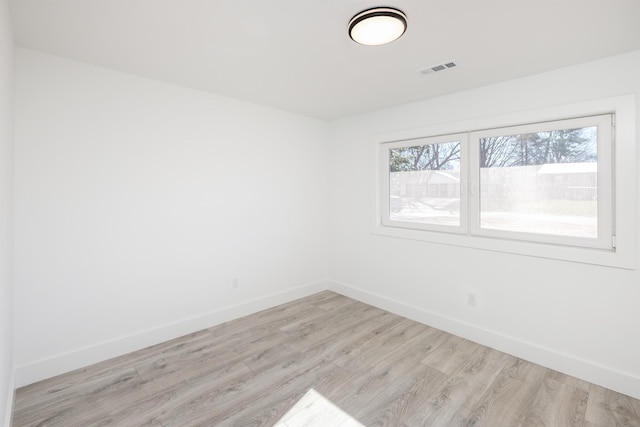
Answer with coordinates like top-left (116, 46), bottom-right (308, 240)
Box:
top-left (382, 134), bottom-right (467, 233)
top-left (373, 95), bottom-right (636, 269)
top-left (469, 115), bottom-right (613, 250)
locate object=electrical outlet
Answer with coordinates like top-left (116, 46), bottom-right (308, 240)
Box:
top-left (232, 278), bottom-right (239, 289)
top-left (467, 293), bottom-right (477, 306)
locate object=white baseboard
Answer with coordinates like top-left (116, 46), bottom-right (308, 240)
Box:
top-left (15, 280), bottom-right (329, 388)
top-left (3, 370), bottom-right (14, 427)
top-left (328, 280), bottom-right (640, 400)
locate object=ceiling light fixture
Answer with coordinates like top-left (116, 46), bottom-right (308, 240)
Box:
top-left (348, 7), bottom-right (407, 46)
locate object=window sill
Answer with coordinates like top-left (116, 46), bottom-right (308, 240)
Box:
top-left (372, 222), bottom-right (634, 269)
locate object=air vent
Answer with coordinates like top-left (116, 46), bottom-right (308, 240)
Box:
top-left (418, 61), bottom-right (457, 75)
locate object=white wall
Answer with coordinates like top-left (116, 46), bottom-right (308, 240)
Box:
top-left (0, 0), bottom-right (14, 424)
top-left (13, 49), bottom-right (329, 385)
top-left (328, 50), bottom-right (640, 398)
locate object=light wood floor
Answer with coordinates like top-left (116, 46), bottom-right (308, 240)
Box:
top-left (12, 291), bottom-right (640, 426)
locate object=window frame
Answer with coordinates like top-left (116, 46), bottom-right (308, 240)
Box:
top-left (468, 114), bottom-right (613, 250)
top-left (380, 133), bottom-right (468, 235)
top-left (371, 95), bottom-right (636, 269)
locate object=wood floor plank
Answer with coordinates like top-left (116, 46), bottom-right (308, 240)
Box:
top-left (291, 309), bottom-right (405, 364)
top-left (13, 367), bottom-right (141, 427)
top-left (278, 299), bottom-right (367, 337)
top-left (459, 358), bottom-right (548, 426)
top-left (211, 362), bottom-right (343, 427)
top-left (126, 361), bottom-right (261, 426)
top-left (12, 291), bottom-right (640, 427)
top-left (419, 333), bottom-right (481, 375)
top-left (545, 369), bottom-right (592, 393)
top-left (281, 303), bottom-right (384, 350)
top-left (159, 355), bottom-right (336, 426)
top-left (285, 306), bottom-right (394, 356)
top-left (333, 318), bottom-right (433, 371)
top-left (322, 343), bottom-right (446, 421)
top-left (584, 383), bottom-right (640, 427)
top-left (519, 377), bottom-right (588, 427)
top-left (50, 361), bottom-right (252, 427)
top-left (134, 331), bottom-right (256, 382)
top-left (402, 344), bottom-right (516, 427)
top-left (350, 365), bottom-right (448, 426)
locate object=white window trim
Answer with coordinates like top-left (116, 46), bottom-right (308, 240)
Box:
top-left (371, 95), bottom-right (637, 269)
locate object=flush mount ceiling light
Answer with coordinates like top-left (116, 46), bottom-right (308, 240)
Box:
top-left (348, 7), bottom-right (407, 46)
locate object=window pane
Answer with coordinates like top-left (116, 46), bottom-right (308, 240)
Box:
top-left (389, 141), bottom-right (461, 226)
top-left (479, 126), bottom-right (598, 238)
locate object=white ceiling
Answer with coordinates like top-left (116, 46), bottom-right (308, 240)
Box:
top-left (10, 0), bottom-right (640, 120)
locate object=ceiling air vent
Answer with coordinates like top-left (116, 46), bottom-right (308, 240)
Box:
top-left (419, 61), bottom-right (457, 75)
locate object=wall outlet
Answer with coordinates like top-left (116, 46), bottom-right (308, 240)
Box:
top-left (467, 292), bottom-right (477, 306)
top-left (232, 278), bottom-right (239, 289)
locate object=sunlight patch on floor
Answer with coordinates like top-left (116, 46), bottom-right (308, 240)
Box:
top-left (274, 388), bottom-right (365, 427)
